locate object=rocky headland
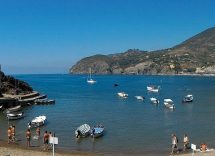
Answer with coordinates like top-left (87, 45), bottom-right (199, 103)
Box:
top-left (70, 27), bottom-right (215, 75)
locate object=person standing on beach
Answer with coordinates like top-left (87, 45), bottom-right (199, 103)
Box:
top-left (26, 129), bottom-right (31, 147)
top-left (7, 127), bottom-right (12, 144)
top-left (171, 134), bottom-right (179, 155)
top-left (183, 134), bottom-right (189, 151)
top-left (43, 131), bottom-right (49, 150)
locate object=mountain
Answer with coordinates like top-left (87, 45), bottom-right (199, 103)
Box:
top-left (70, 27), bottom-right (215, 75)
top-left (0, 71), bottom-right (33, 97)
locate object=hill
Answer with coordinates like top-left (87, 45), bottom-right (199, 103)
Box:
top-left (70, 27), bottom-right (215, 75)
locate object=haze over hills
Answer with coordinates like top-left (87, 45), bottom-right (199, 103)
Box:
top-left (70, 27), bottom-right (215, 75)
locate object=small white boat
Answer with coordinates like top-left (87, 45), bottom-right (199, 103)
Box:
top-left (135, 96), bottom-right (144, 100)
top-left (87, 68), bottom-right (96, 84)
top-left (5, 105), bottom-right (22, 113)
top-left (150, 97), bottom-right (159, 104)
top-left (183, 94), bottom-right (193, 103)
top-left (164, 99), bottom-right (175, 109)
top-left (7, 112), bottom-right (24, 120)
top-left (28, 115), bottom-right (47, 128)
top-left (147, 86), bottom-right (160, 93)
top-left (117, 92), bottom-right (128, 98)
top-left (87, 78), bottom-right (96, 84)
top-left (91, 125), bottom-right (105, 138)
top-left (75, 124), bottom-right (91, 138)
top-left (0, 105), bottom-right (3, 109)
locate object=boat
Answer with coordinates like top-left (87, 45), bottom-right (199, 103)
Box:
top-left (28, 115), bottom-right (47, 128)
top-left (183, 94), bottom-right (193, 103)
top-left (7, 112), bottom-right (24, 120)
top-left (87, 68), bottom-right (96, 84)
top-left (147, 86), bottom-right (160, 93)
top-left (5, 105), bottom-right (22, 113)
top-left (164, 99), bottom-right (175, 109)
top-left (34, 98), bottom-right (55, 105)
top-left (0, 105), bottom-right (3, 109)
top-left (150, 97), bottom-right (159, 104)
top-left (75, 124), bottom-right (91, 138)
top-left (135, 96), bottom-right (144, 100)
top-left (91, 125), bottom-right (105, 138)
top-left (117, 92), bottom-right (128, 98)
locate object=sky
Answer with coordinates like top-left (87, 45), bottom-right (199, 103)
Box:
top-left (0, 0), bottom-right (215, 74)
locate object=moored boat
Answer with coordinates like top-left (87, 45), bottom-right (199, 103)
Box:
top-left (28, 115), bottom-right (47, 128)
top-left (150, 97), bottom-right (159, 104)
top-left (147, 86), bottom-right (160, 93)
top-left (135, 96), bottom-right (144, 101)
top-left (91, 125), bottom-right (105, 138)
top-left (183, 94), bottom-right (193, 103)
top-left (117, 92), bottom-right (128, 98)
top-left (5, 105), bottom-right (22, 113)
top-left (164, 99), bottom-right (175, 109)
top-left (7, 112), bottom-right (24, 120)
top-left (75, 124), bottom-right (91, 138)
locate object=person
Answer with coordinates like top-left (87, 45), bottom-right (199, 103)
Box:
top-left (11, 125), bottom-right (16, 142)
top-left (43, 131), bottom-right (49, 150)
top-left (183, 134), bottom-right (189, 151)
top-left (76, 130), bottom-right (81, 138)
top-left (26, 129), bottom-right (31, 147)
top-left (48, 132), bottom-right (53, 149)
top-left (36, 127), bottom-right (40, 137)
top-left (7, 126), bottom-right (12, 144)
top-left (200, 143), bottom-right (207, 152)
top-left (171, 134), bottom-right (179, 155)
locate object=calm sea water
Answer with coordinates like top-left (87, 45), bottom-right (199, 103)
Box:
top-left (1, 74), bottom-right (215, 155)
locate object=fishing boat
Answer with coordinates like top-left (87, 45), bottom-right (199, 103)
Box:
top-left (117, 92), bottom-right (128, 98)
top-left (147, 86), bottom-right (160, 93)
top-left (150, 97), bottom-right (159, 104)
top-left (183, 94), bottom-right (193, 103)
top-left (164, 99), bottom-right (175, 109)
top-left (135, 96), bottom-right (144, 101)
top-left (75, 124), bottom-right (91, 138)
top-left (5, 105), bottom-right (22, 113)
top-left (87, 68), bottom-right (96, 84)
top-left (91, 125), bottom-right (105, 138)
top-left (7, 112), bottom-right (24, 120)
top-left (28, 115), bottom-right (47, 128)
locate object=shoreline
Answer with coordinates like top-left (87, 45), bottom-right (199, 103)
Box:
top-left (1, 141), bottom-right (215, 156)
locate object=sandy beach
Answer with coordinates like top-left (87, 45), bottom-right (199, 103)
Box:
top-left (1, 140), bottom-right (215, 156)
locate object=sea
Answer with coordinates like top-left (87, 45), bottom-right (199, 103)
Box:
top-left (1, 74), bottom-right (215, 155)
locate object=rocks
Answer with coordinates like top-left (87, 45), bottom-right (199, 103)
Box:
top-left (0, 71), bottom-right (33, 95)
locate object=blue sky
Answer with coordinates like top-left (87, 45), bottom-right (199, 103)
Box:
top-left (0, 0), bottom-right (215, 74)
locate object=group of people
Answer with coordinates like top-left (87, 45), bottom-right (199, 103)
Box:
top-left (171, 134), bottom-right (189, 155)
top-left (171, 134), bottom-right (208, 155)
top-left (7, 125), bottom-right (53, 150)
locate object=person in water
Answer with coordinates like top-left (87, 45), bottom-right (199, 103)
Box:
top-left (200, 143), bottom-right (207, 152)
top-left (76, 130), bottom-right (81, 138)
top-left (36, 127), bottom-right (40, 138)
top-left (26, 129), bottom-right (31, 147)
top-left (183, 134), bottom-right (189, 151)
top-left (7, 126), bottom-right (12, 144)
top-left (171, 134), bottom-right (179, 155)
top-left (43, 131), bottom-right (49, 150)
top-left (11, 125), bottom-right (16, 142)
